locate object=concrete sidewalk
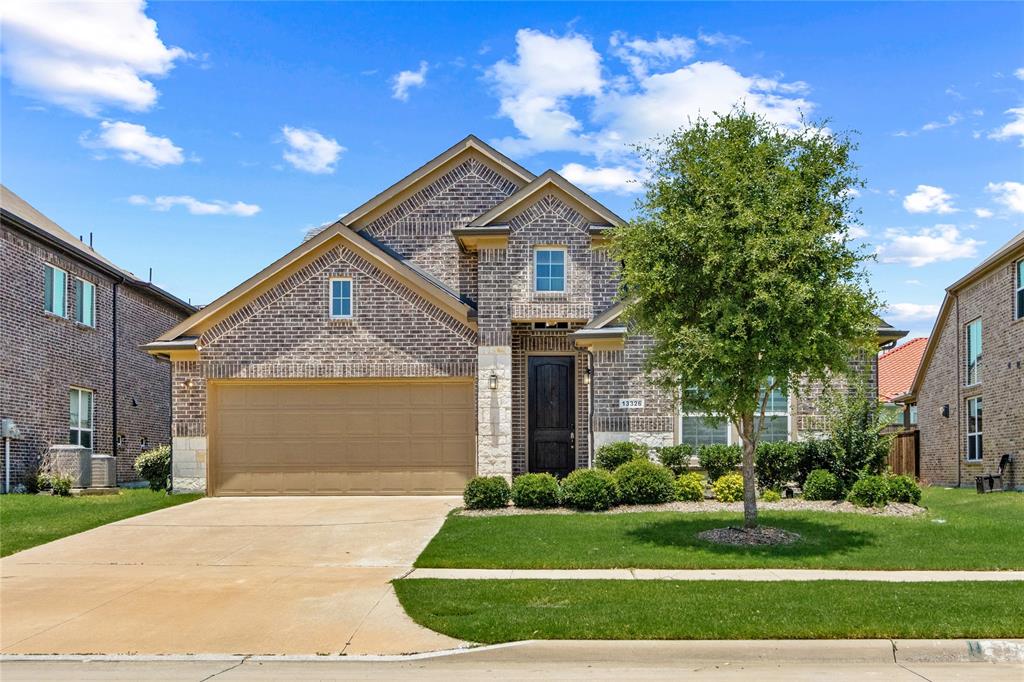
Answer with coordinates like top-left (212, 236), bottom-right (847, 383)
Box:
top-left (407, 568), bottom-right (1024, 581)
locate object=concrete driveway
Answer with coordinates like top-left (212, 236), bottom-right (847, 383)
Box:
top-left (0, 496), bottom-right (464, 655)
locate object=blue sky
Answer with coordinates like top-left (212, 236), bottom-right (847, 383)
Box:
top-left (2, 2), bottom-right (1022, 341)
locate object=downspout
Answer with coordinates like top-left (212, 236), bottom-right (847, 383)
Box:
top-left (112, 280), bottom-right (120, 481)
top-left (585, 349), bottom-right (595, 468)
top-left (955, 292), bottom-right (962, 488)
top-left (168, 356), bottom-right (173, 494)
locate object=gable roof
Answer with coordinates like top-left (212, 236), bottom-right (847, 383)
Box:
top-left (155, 222), bottom-right (476, 344)
top-left (907, 230), bottom-right (1024, 398)
top-left (1, 184), bottom-right (194, 314)
top-left (466, 169), bottom-right (625, 229)
top-left (878, 337), bottom-right (928, 402)
top-left (339, 135), bottom-right (535, 228)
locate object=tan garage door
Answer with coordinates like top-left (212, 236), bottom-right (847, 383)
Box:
top-left (209, 380), bottom-right (475, 496)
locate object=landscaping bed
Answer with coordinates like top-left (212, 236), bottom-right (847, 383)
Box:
top-left (459, 498), bottom-right (924, 518)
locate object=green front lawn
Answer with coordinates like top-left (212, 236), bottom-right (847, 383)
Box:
top-left (395, 579), bottom-right (1024, 642)
top-left (417, 488), bottom-right (1024, 570)
top-left (0, 489), bottom-right (201, 557)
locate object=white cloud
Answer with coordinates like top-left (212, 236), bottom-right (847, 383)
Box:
top-left (610, 32), bottom-right (696, 79)
top-left (877, 225), bottom-right (983, 267)
top-left (559, 162), bottom-right (645, 194)
top-left (130, 194), bottom-right (261, 217)
top-left (697, 31), bottom-right (747, 49)
top-left (986, 181), bottom-right (1024, 213)
top-left (904, 279), bottom-right (922, 285)
top-left (1015, 67), bottom-right (1024, 80)
top-left (921, 113), bottom-right (961, 131)
top-left (989, 108), bottom-right (1024, 147)
top-left (903, 185), bottom-right (957, 214)
top-left (973, 207), bottom-right (994, 218)
top-left (885, 302), bottom-right (941, 321)
top-left (80, 121), bottom-right (183, 167)
top-left (1, 0), bottom-right (187, 116)
top-left (391, 61), bottom-right (428, 101)
top-left (280, 126), bottom-right (344, 174)
top-left (846, 225), bottom-right (869, 240)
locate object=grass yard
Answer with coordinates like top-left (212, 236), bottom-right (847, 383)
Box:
top-left (394, 579), bottom-right (1024, 642)
top-left (416, 488), bottom-right (1024, 570)
top-left (0, 489), bottom-right (201, 557)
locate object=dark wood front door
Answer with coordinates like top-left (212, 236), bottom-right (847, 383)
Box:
top-left (528, 356), bottom-right (576, 477)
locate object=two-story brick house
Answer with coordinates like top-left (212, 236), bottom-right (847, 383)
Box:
top-left (906, 231), bottom-right (1023, 489)
top-left (145, 136), bottom-right (904, 496)
top-left (1, 185), bottom-right (195, 488)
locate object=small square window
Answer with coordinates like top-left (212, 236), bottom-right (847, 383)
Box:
top-left (75, 278), bottom-right (95, 327)
top-left (45, 265), bottom-right (67, 317)
top-left (330, 278), bottom-right (353, 318)
top-left (534, 248), bottom-right (565, 292)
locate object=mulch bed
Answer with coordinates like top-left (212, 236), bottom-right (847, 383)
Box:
top-left (697, 526), bottom-right (802, 546)
top-left (458, 499), bottom-right (925, 518)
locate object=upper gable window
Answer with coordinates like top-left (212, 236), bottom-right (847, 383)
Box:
top-left (44, 264), bottom-right (67, 317)
top-left (330, 278), bottom-right (353, 318)
top-left (534, 247), bottom-right (566, 293)
top-left (75, 278), bottom-right (95, 327)
top-left (965, 318), bottom-right (981, 386)
top-left (1016, 260), bottom-right (1023, 320)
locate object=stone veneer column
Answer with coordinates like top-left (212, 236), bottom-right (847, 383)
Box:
top-left (170, 360), bottom-right (207, 493)
top-left (477, 346), bottom-right (513, 480)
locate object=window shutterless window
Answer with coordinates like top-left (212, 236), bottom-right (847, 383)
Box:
top-left (74, 278), bottom-right (95, 327)
top-left (534, 248), bottom-right (566, 292)
top-left (69, 387), bottom-right (94, 449)
top-left (966, 396), bottom-right (982, 461)
top-left (44, 265), bottom-right (67, 316)
top-left (679, 415), bottom-right (730, 447)
top-left (1016, 261), bottom-right (1024, 320)
top-left (754, 383), bottom-right (790, 442)
top-left (965, 318), bottom-right (981, 385)
top-left (329, 278), bottom-right (352, 318)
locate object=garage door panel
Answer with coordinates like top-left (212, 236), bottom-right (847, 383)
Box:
top-left (211, 381), bottom-right (474, 495)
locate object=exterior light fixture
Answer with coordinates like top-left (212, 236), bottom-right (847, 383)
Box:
top-left (183, 378), bottom-right (194, 389)
top-left (489, 373), bottom-right (498, 390)
top-left (583, 368), bottom-right (592, 386)
top-left (941, 404), bottom-right (950, 418)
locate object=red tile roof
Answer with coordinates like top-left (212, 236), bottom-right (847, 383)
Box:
top-left (878, 337), bottom-right (928, 402)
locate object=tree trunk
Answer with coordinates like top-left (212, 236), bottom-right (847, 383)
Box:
top-left (739, 413), bottom-right (758, 529)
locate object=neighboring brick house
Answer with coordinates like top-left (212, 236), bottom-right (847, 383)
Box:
top-left (906, 231), bottom-right (1024, 489)
top-left (878, 336), bottom-right (928, 426)
top-left (1, 185), bottom-right (195, 488)
top-left (144, 136), bottom-right (905, 496)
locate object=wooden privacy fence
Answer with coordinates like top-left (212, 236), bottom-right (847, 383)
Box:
top-left (888, 429), bottom-right (920, 478)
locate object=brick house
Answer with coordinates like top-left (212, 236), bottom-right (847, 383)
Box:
top-left (904, 230), bottom-right (1023, 489)
top-left (1, 185), bottom-right (195, 488)
top-left (145, 136), bottom-right (904, 496)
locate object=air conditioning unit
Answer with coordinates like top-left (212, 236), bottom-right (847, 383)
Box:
top-left (91, 454), bottom-right (116, 488)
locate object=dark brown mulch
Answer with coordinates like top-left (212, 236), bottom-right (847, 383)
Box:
top-left (697, 526), bottom-right (802, 546)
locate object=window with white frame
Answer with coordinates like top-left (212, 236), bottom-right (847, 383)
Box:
top-left (966, 396), bottom-right (982, 461)
top-left (329, 278), bottom-right (352, 318)
top-left (754, 384), bottom-right (790, 442)
top-left (44, 264), bottom-right (67, 317)
top-left (69, 387), bottom-right (93, 449)
top-left (74, 278), bottom-right (95, 327)
top-left (965, 318), bottom-right (981, 386)
top-left (534, 247), bottom-right (566, 293)
top-left (1016, 260), bottom-right (1024, 320)
top-left (679, 414), bottom-right (731, 447)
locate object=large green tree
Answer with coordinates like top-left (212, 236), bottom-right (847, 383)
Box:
top-left (610, 109), bottom-right (879, 529)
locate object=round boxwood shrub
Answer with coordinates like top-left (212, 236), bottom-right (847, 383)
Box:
top-left (675, 471), bottom-right (706, 502)
top-left (803, 469), bottom-right (843, 501)
top-left (886, 474), bottom-right (922, 505)
top-left (463, 476), bottom-right (511, 510)
top-left (134, 445), bottom-right (171, 492)
top-left (511, 473), bottom-right (561, 508)
top-left (761, 489), bottom-right (782, 503)
top-left (712, 473), bottom-right (745, 502)
top-left (847, 475), bottom-right (891, 508)
top-left (614, 459), bottom-right (676, 505)
top-left (793, 438), bottom-right (841, 486)
top-left (656, 444), bottom-right (693, 476)
top-left (561, 468), bottom-right (618, 511)
top-left (595, 441), bottom-right (649, 471)
top-left (698, 444), bottom-right (742, 482)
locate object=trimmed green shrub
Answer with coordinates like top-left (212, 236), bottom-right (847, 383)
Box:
top-left (803, 469), bottom-right (843, 501)
top-left (463, 476), bottom-right (511, 510)
top-left (50, 474), bottom-right (72, 497)
top-left (656, 444), bottom-right (693, 476)
top-left (713, 473), bottom-right (744, 502)
top-left (561, 468), bottom-right (618, 511)
top-left (134, 445), bottom-right (171, 492)
top-left (614, 459), bottom-right (676, 505)
top-left (755, 441), bottom-right (798, 492)
top-left (675, 472), bottom-right (706, 502)
top-left (793, 438), bottom-right (841, 485)
top-left (824, 384), bottom-right (893, 488)
top-left (511, 473), bottom-right (561, 508)
top-left (886, 474), bottom-right (922, 505)
top-left (847, 475), bottom-right (891, 508)
top-left (595, 441), bottom-right (649, 471)
top-left (698, 444), bottom-right (742, 482)
top-left (762, 489), bottom-right (782, 503)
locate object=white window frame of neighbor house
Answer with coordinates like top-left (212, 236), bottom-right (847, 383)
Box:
top-left (329, 277), bottom-right (353, 319)
top-left (69, 387), bottom-right (94, 449)
top-left (74, 277), bottom-right (95, 327)
top-left (678, 383), bottom-right (790, 447)
top-left (965, 318), bottom-right (982, 386)
top-left (534, 246), bottom-right (567, 293)
top-left (44, 264), bottom-right (67, 317)
top-left (1016, 260), bottom-right (1024, 320)
top-left (966, 396), bottom-right (982, 461)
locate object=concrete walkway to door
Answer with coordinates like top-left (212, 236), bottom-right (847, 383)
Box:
top-left (0, 496), bottom-right (465, 656)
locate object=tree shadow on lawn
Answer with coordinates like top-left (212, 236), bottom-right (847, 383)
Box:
top-left (625, 515), bottom-right (876, 563)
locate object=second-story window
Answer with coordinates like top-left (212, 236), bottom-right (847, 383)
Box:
top-left (965, 318), bottom-right (981, 385)
top-left (534, 247), bottom-right (566, 293)
top-left (1016, 260), bottom-right (1023, 320)
top-left (330, 278), bottom-right (352, 318)
top-left (75, 278), bottom-right (95, 327)
top-left (44, 264), bottom-right (67, 317)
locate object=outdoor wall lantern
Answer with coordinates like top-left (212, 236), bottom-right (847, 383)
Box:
top-left (489, 373), bottom-right (498, 390)
top-left (583, 368), bottom-right (592, 386)
top-left (183, 378), bottom-right (195, 389)
top-left (941, 404), bottom-right (950, 418)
